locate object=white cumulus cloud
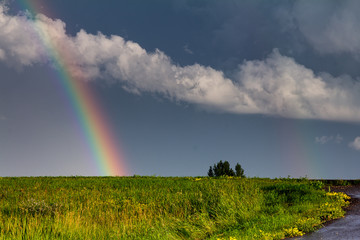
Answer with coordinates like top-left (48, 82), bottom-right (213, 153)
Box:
top-left (0, 6), bottom-right (47, 66)
top-left (349, 137), bottom-right (360, 151)
top-left (2, 5), bottom-right (360, 122)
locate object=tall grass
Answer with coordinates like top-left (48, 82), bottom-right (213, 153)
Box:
top-left (0, 177), bottom-right (349, 239)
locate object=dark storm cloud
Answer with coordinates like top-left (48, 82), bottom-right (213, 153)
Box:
top-left (173, 0), bottom-right (298, 70)
top-left (292, 0), bottom-right (360, 56)
top-left (276, 0), bottom-right (360, 76)
top-left (173, 0), bottom-right (360, 77)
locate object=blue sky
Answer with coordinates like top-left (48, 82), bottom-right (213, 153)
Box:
top-left (1, 0), bottom-right (360, 178)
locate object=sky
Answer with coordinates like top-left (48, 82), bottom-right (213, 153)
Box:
top-left (1, 0), bottom-right (360, 178)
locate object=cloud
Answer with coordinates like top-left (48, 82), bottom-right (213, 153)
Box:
top-left (0, 6), bottom-right (48, 66)
top-left (349, 137), bottom-right (360, 151)
top-left (335, 134), bottom-right (344, 143)
top-left (292, 0), bottom-right (360, 56)
top-left (183, 44), bottom-right (193, 54)
top-left (315, 136), bottom-right (333, 144)
top-left (2, 5), bottom-right (360, 122)
top-left (315, 134), bottom-right (343, 144)
top-left (0, 48), bottom-right (4, 60)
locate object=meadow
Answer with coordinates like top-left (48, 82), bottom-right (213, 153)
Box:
top-left (0, 176), bottom-right (350, 239)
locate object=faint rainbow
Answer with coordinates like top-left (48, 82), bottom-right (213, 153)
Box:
top-left (16, 0), bottom-right (129, 176)
top-left (276, 119), bottom-right (319, 178)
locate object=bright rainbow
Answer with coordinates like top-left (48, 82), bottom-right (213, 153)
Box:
top-left (17, 1), bottom-right (129, 176)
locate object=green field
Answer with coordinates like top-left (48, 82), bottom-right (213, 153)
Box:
top-left (0, 177), bottom-right (350, 239)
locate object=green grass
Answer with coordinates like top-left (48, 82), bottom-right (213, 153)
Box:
top-left (0, 177), bottom-right (350, 239)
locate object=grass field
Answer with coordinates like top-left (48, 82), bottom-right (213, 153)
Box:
top-left (0, 177), bottom-right (350, 239)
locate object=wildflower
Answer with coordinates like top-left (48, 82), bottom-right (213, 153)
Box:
top-left (284, 227), bottom-right (305, 237)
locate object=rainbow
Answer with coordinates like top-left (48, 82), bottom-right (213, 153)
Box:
top-left (16, 1), bottom-right (129, 176)
top-left (276, 119), bottom-right (320, 178)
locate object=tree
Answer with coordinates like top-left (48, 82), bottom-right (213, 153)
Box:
top-left (213, 160), bottom-right (230, 177)
top-left (208, 166), bottom-right (214, 177)
top-left (235, 163), bottom-right (245, 178)
top-left (208, 160), bottom-right (239, 177)
top-left (212, 160), bottom-right (221, 176)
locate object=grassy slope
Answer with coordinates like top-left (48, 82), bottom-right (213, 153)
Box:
top-left (0, 177), bottom-right (350, 239)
